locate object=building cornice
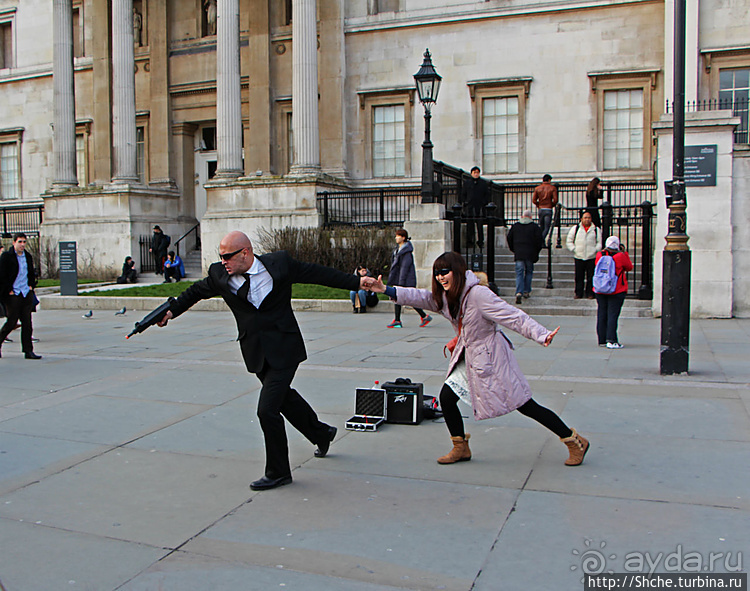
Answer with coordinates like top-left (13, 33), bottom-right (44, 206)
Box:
top-left (345, 0), bottom-right (661, 34)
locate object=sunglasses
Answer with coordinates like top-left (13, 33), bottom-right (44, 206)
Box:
top-left (219, 248), bottom-right (245, 261)
top-left (433, 268), bottom-right (452, 277)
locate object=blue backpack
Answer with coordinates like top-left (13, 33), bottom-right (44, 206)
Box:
top-left (593, 254), bottom-right (618, 294)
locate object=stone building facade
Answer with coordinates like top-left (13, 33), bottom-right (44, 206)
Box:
top-left (0, 0), bottom-right (747, 313)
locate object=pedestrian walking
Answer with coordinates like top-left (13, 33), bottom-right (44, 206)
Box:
top-left (506, 209), bottom-right (544, 304)
top-left (386, 229), bottom-right (432, 328)
top-left (532, 174), bottom-right (559, 244)
top-left (0, 233), bottom-right (42, 359)
top-left (369, 251), bottom-right (590, 467)
top-left (594, 236), bottom-right (633, 349)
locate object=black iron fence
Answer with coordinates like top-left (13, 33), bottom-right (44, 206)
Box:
top-left (317, 176), bottom-right (656, 229)
top-left (551, 201), bottom-right (656, 299)
top-left (667, 96), bottom-right (749, 144)
top-left (1, 204), bottom-right (44, 237)
top-left (451, 199), bottom-right (656, 299)
top-left (138, 234), bottom-right (158, 273)
top-left (318, 187), bottom-right (421, 227)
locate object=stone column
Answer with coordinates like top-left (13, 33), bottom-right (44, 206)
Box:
top-left (52, 0), bottom-right (78, 188)
top-left (319, 0), bottom-right (347, 177)
top-left (246, 0), bottom-right (271, 175)
top-left (148, 0), bottom-right (175, 187)
top-left (290, 0), bottom-right (320, 175)
top-left (111, 0), bottom-right (138, 183)
top-left (215, 0), bottom-right (243, 178)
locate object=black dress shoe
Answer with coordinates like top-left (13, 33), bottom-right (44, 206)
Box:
top-left (314, 425), bottom-right (337, 458)
top-left (250, 475), bottom-right (293, 491)
top-left (24, 352), bottom-right (42, 360)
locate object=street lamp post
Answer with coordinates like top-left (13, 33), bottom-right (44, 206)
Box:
top-left (660, 0), bottom-right (691, 375)
top-left (414, 49), bottom-right (442, 204)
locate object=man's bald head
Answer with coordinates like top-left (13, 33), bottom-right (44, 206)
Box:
top-left (220, 231), bottom-right (252, 252)
top-left (219, 231), bottom-right (254, 275)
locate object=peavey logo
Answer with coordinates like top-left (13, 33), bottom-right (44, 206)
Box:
top-left (393, 394), bottom-right (408, 403)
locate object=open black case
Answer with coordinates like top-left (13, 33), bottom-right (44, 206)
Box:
top-left (345, 388), bottom-right (387, 431)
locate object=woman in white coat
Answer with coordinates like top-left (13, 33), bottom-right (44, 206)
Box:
top-left (566, 210), bottom-right (602, 299)
top-left (370, 251), bottom-right (590, 466)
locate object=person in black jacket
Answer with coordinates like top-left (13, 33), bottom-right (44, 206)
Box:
top-left (460, 166), bottom-right (490, 248)
top-left (0, 233), bottom-right (41, 359)
top-left (117, 256), bottom-right (138, 284)
top-left (156, 231), bottom-right (370, 491)
top-left (506, 209), bottom-right (544, 305)
top-left (149, 225), bottom-right (169, 275)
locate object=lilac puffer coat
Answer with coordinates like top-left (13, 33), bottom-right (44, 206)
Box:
top-left (393, 271), bottom-right (552, 420)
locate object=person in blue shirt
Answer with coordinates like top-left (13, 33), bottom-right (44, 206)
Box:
top-left (0, 233), bottom-right (41, 359)
top-left (163, 251), bottom-right (185, 283)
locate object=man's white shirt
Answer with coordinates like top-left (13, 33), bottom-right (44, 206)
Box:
top-left (228, 257), bottom-right (273, 308)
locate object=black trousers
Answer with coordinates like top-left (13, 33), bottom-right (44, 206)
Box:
top-left (0, 293), bottom-right (35, 353)
top-left (255, 362), bottom-right (331, 479)
top-left (595, 292), bottom-right (627, 344)
top-left (393, 304), bottom-right (426, 322)
top-left (465, 205), bottom-right (485, 246)
top-left (574, 258), bottom-right (595, 298)
top-left (439, 384), bottom-right (571, 439)
top-left (164, 266), bottom-right (181, 281)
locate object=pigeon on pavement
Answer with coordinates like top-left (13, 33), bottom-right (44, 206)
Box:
top-left (82, 310), bottom-right (93, 319)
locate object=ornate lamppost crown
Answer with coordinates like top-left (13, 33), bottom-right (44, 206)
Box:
top-left (414, 49), bottom-right (442, 112)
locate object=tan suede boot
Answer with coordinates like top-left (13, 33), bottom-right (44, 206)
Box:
top-left (560, 428), bottom-right (589, 466)
top-left (437, 434), bottom-right (471, 464)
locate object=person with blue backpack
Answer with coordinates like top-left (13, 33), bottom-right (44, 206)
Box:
top-left (593, 236), bottom-right (633, 349)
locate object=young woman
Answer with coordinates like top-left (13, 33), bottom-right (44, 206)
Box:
top-left (370, 251), bottom-right (590, 466)
top-left (594, 236), bottom-right (633, 349)
top-left (386, 229), bottom-right (431, 328)
top-left (585, 177), bottom-right (604, 227)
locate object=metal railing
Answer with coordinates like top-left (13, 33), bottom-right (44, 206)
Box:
top-left (174, 223), bottom-right (200, 258)
top-left (318, 187), bottom-right (421, 227)
top-left (667, 96), bottom-right (749, 144)
top-left (500, 181), bottom-right (657, 225)
top-left (317, 174), bottom-right (655, 230)
top-left (450, 199), bottom-right (656, 299)
top-left (138, 234), bottom-right (158, 273)
top-left (548, 200), bottom-right (656, 298)
top-left (1, 204), bottom-right (44, 237)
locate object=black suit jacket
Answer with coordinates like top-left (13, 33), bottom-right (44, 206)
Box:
top-left (169, 251), bottom-right (360, 372)
top-left (0, 249), bottom-right (37, 303)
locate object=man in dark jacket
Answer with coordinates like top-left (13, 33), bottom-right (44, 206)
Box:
top-left (0, 233), bottom-right (41, 359)
top-left (149, 225), bottom-right (169, 275)
top-left (460, 166), bottom-right (490, 248)
top-left (156, 231), bottom-right (370, 491)
top-left (506, 210), bottom-right (544, 305)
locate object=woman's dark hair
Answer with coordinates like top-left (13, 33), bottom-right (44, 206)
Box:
top-left (431, 251), bottom-right (467, 319)
top-left (395, 228), bottom-right (409, 241)
top-left (587, 177), bottom-right (601, 193)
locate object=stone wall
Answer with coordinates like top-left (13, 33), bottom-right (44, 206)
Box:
top-left (653, 111), bottom-right (742, 318)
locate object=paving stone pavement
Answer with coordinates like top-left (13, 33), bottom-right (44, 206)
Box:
top-left (0, 308), bottom-right (748, 591)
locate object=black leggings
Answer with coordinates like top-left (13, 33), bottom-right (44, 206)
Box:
top-left (393, 304), bottom-right (426, 321)
top-left (439, 383), bottom-right (572, 439)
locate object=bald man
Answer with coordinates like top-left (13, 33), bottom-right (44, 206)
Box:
top-left (158, 231), bottom-right (370, 491)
